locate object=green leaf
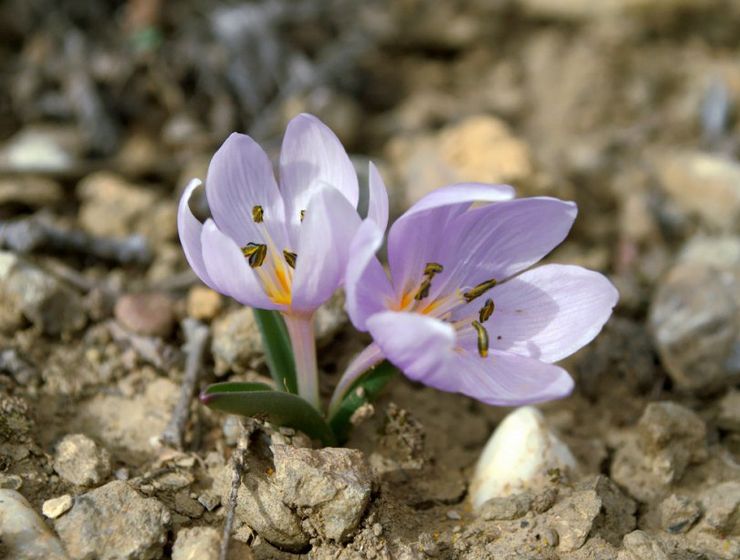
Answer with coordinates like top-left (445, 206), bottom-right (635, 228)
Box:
top-left (252, 309), bottom-right (298, 394)
top-left (328, 361), bottom-right (397, 444)
top-left (201, 382), bottom-right (336, 446)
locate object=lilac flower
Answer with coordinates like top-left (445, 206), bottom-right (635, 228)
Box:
top-left (178, 114), bottom-right (388, 407)
top-left (332, 184), bottom-right (618, 411)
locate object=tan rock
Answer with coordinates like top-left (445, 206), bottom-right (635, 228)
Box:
top-left (186, 286), bottom-right (222, 321)
top-left (42, 495), bottom-right (73, 519)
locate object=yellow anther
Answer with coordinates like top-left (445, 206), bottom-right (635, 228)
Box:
top-left (479, 298), bottom-right (495, 323)
top-left (414, 278), bottom-right (432, 301)
top-left (472, 320), bottom-right (489, 358)
top-left (283, 250), bottom-right (297, 269)
top-left (300, 210), bottom-right (306, 222)
top-left (252, 205), bottom-right (264, 223)
top-left (424, 262), bottom-right (444, 277)
top-left (242, 243), bottom-right (267, 268)
top-left (463, 278), bottom-right (497, 303)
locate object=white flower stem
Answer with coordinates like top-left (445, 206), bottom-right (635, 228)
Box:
top-left (283, 314), bottom-right (321, 411)
top-left (328, 343), bottom-right (385, 417)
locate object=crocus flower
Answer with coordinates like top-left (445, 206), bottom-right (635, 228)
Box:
top-left (331, 184), bottom-right (617, 411)
top-left (178, 113), bottom-right (388, 408)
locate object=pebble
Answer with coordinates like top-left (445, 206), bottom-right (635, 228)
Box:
top-left (0, 251), bottom-right (87, 336)
top-left (387, 114), bottom-right (533, 206)
top-left (717, 390), bottom-right (740, 431)
top-left (0, 125), bottom-right (79, 173)
top-left (470, 407), bottom-right (577, 510)
top-left (650, 260), bottom-right (740, 393)
top-left (546, 476), bottom-right (636, 552)
top-left (77, 171), bottom-right (176, 243)
top-left (53, 433), bottom-right (112, 487)
top-left (42, 494), bottom-right (74, 519)
top-left (658, 494), bottom-right (701, 534)
top-left (617, 530), bottom-right (669, 560)
top-left (697, 481), bottom-right (740, 536)
top-left (172, 526), bottom-right (221, 560)
top-left (0, 176), bottom-right (63, 207)
top-left (114, 292), bottom-right (176, 337)
top-left (652, 150), bottom-right (740, 231)
top-left (211, 308), bottom-right (263, 375)
top-left (0, 489), bottom-right (70, 560)
top-left (54, 480), bottom-right (170, 560)
top-left (186, 286), bottom-right (222, 321)
top-left (480, 493), bottom-right (532, 520)
top-left (637, 402), bottom-right (708, 483)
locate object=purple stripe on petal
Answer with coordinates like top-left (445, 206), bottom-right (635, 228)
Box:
top-left (291, 184), bottom-right (361, 312)
top-left (366, 311), bottom-right (456, 386)
top-left (206, 132), bottom-right (287, 248)
top-left (279, 114), bottom-right (359, 230)
top-left (367, 162), bottom-right (389, 232)
top-left (345, 220), bottom-right (394, 331)
top-left (451, 350), bottom-right (574, 406)
top-left (177, 179), bottom-right (216, 290)
top-left (200, 219), bottom-right (281, 311)
top-left (487, 264), bottom-right (618, 363)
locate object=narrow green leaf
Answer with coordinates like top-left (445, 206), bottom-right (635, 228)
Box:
top-left (201, 382), bottom-right (336, 446)
top-left (252, 309), bottom-right (298, 394)
top-left (328, 361), bottom-right (397, 444)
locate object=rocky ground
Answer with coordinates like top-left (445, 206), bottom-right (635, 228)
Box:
top-left (1, 1), bottom-right (740, 559)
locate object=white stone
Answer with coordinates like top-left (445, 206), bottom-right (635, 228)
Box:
top-left (0, 489), bottom-right (69, 560)
top-left (42, 494), bottom-right (73, 519)
top-left (469, 407), bottom-right (577, 511)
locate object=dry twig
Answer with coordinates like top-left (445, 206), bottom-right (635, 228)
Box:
top-left (220, 420), bottom-right (256, 560)
top-left (161, 318), bottom-right (210, 449)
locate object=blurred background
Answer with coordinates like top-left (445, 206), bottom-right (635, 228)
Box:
top-left (1, 2), bottom-right (740, 558)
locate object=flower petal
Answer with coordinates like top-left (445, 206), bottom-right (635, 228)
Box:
top-left (206, 132), bottom-right (287, 247)
top-left (291, 184), bottom-right (361, 312)
top-left (279, 114), bottom-right (359, 229)
top-left (437, 197), bottom-right (577, 293)
top-left (486, 264), bottom-right (618, 363)
top-left (387, 183), bottom-right (515, 297)
top-left (345, 220), bottom-right (394, 331)
top-left (366, 311), bottom-right (456, 386)
top-left (451, 350), bottom-right (574, 406)
top-left (177, 179), bottom-right (216, 290)
top-left (367, 162), bottom-right (389, 232)
top-left (200, 219), bottom-right (281, 310)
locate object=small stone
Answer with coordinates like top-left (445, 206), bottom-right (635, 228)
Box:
top-left (717, 390), bottom-right (740, 431)
top-left (275, 445), bottom-right (373, 542)
top-left (372, 523), bottom-right (383, 537)
top-left (653, 150), bottom-right (740, 231)
top-left (547, 476), bottom-right (636, 552)
top-left (470, 407), bottom-right (577, 510)
top-left (658, 494), bottom-right (701, 534)
top-left (446, 509), bottom-right (462, 520)
top-left (637, 402), bottom-right (708, 483)
top-left (0, 176), bottom-right (63, 207)
top-left (211, 308), bottom-right (262, 375)
top-left (540, 527), bottom-right (559, 547)
top-left (315, 290), bottom-right (349, 348)
top-left (172, 526), bottom-right (220, 560)
top-left (77, 172), bottom-right (176, 243)
top-left (617, 530), bottom-right (669, 560)
top-left (53, 434), bottom-right (112, 487)
top-left (186, 286), bottom-right (222, 321)
top-left (42, 495), bottom-right (74, 519)
top-left (0, 251), bottom-right (86, 336)
top-left (0, 489), bottom-right (69, 560)
top-left (55, 480), bottom-right (170, 560)
top-left (115, 292), bottom-right (175, 337)
top-left (481, 493), bottom-right (532, 520)
top-left (697, 481), bottom-right (740, 536)
top-left (0, 125), bottom-right (80, 173)
top-left (650, 261), bottom-right (740, 393)
top-left (197, 492), bottom-right (220, 512)
top-left (388, 115), bottom-right (533, 206)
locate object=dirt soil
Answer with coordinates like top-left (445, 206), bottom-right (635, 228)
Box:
top-left (1, 1), bottom-right (740, 559)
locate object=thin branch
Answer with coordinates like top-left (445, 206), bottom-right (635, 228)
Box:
top-left (220, 420), bottom-right (255, 560)
top-left (161, 318), bottom-right (210, 449)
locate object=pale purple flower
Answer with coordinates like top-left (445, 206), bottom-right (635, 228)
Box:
top-left (333, 184), bottom-right (618, 410)
top-left (178, 113), bottom-right (388, 407)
